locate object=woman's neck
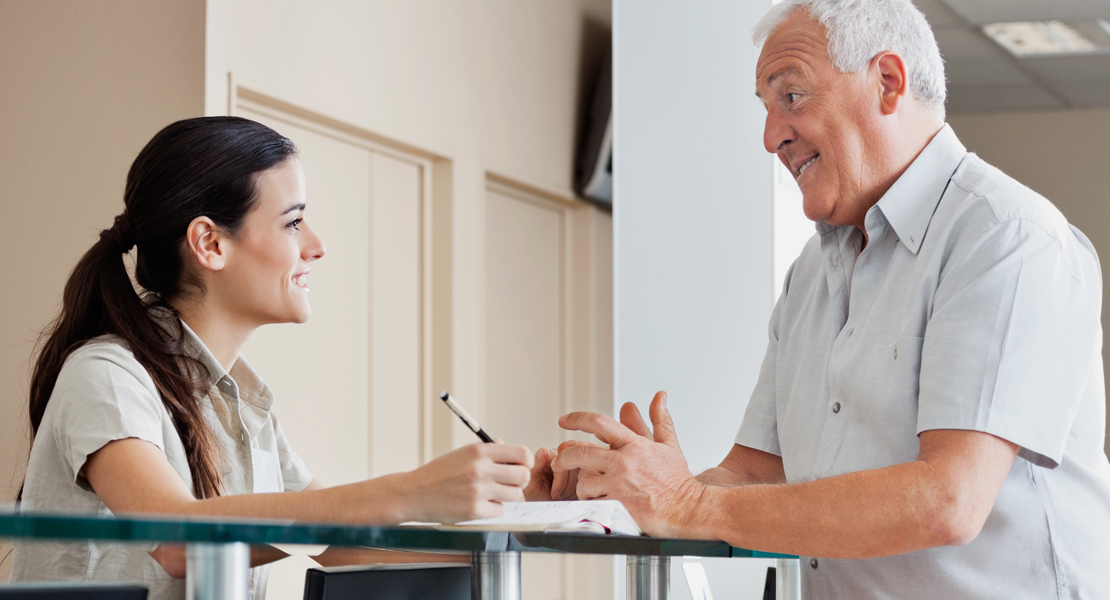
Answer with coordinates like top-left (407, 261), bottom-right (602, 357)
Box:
top-left (168, 297), bottom-right (252, 373)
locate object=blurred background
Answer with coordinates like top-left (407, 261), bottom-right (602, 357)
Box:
top-left (2, 1), bottom-right (1108, 598)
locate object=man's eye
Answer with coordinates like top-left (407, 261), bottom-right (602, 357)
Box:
top-left (287, 218), bottom-right (303, 231)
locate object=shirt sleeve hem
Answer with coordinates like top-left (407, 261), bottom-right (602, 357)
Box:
top-left (916, 420), bottom-right (1060, 470)
top-left (735, 416), bottom-right (781, 457)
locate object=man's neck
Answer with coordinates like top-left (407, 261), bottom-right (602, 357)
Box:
top-left (847, 119), bottom-right (946, 235)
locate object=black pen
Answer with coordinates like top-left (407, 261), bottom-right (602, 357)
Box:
top-left (439, 391), bottom-right (495, 443)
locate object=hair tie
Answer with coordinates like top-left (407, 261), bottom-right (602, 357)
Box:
top-left (100, 214), bottom-right (136, 253)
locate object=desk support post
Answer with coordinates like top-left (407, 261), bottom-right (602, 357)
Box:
top-left (186, 542), bottom-right (250, 600)
top-left (472, 551), bottom-right (521, 600)
top-left (627, 555), bottom-right (669, 600)
top-left (776, 558), bottom-right (801, 600)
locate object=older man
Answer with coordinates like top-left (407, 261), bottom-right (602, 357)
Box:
top-left (526, 0), bottom-right (1110, 597)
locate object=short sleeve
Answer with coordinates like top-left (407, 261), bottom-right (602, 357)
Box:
top-left (917, 218), bottom-right (1101, 468)
top-left (49, 341), bottom-right (168, 491)
top-left (735, 267), bottom-right (792, 456)
top-left (271, 413), bottom-right (313, 491)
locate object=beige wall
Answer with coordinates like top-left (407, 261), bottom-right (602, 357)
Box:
top-left (948, 108), bottom-right (1110, 457)
top-left (0, 0), bottom-right (205, 579)
top-left (0, 0), bottom-right (611, 592)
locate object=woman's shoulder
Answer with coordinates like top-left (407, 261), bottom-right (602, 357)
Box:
top-left (56, 335), bottom-right (159, 397)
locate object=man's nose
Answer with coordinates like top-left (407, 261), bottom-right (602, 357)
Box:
top-left (763, 109), bottom-right (796, 154)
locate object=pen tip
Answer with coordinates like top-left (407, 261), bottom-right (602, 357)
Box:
top-left (438, 391), bottom-right (449, 400)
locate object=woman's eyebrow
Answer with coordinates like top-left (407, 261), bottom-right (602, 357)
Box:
top-left (280, 203), bottom-right (306, 216)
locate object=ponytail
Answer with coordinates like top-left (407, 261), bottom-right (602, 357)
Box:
top-left (23, 117), bottom-right (298, 502)
top-left (26, 215), bottom-right (224, 500)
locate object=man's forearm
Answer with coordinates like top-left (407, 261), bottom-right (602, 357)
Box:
top-left (685, 460), bottom-right (969, 559)
top-left (696, 466), bottom-right (750, 487)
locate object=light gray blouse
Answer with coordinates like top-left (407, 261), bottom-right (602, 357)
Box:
top-left (13, 317), bottom-right (313, 600)
top-left (737, 125), bottom-right (1110, 598)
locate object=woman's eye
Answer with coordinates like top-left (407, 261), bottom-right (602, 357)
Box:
top-left (786, 93), bottom-right (801, 104)
top-left (287, 218), bottom-right (303, 231)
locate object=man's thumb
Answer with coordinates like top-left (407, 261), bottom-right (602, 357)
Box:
top-left (649, 391), bottom-right (680, 448)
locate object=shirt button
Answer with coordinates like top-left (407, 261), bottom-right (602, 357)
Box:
top-left (832, 402), bottom-right (841, 414)
top-left (810, 558), bottom-right (819, 569)
top-left (894, 348), bottom-right (898, 360)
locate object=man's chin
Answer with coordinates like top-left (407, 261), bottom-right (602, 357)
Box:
top-left (800, 197), bottom-right (833, 224)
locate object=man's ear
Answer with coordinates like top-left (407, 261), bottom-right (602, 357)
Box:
top-left (873, 51), bottom-right (909, 116)
top-left (185, 216), bottom-right (229, 272)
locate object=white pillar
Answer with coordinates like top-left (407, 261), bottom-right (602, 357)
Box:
top-left (614, 0), bottom-right (775, 476)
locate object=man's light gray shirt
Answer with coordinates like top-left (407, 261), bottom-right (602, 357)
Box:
top-left (736, 125), bottom-right (1110, 599)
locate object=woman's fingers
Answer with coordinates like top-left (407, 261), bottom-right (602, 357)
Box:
top-left (483, 443), bottom-right (534, 469)
top-left (488, 462), bottom-right (531, 487)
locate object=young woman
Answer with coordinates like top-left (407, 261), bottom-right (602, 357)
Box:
top-left (12, 117), bottom-right (533, 599)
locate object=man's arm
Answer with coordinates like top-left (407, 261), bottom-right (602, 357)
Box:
top-left (555, 393), bottom-right (1018, 559)
top-left (696, 444), bottom-right (785, 487)
top-left (688, 428), bottom-right (1017, 558)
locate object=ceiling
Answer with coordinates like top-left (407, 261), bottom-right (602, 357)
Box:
top-left (913, 0), bottom-right (1110, 112)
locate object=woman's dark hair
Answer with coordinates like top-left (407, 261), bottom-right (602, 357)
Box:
top-left (23, 116), bottom-right (297, 500)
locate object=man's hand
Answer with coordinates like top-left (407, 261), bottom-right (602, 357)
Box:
top-left (523, 447), bottom-right (557, 502)
top-left (552, 391), bottom-right (705, 538)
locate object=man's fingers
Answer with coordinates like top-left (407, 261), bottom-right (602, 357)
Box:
top-left (559, 411), bottom-right (639, 448)
top-left (648, 391), bottom-right (681, 448)
top-left (556, 439), bottom-right (603, 453)
top-left (620, 402), bottom-right (652, 438)
top-left (575, 472), bottom-right (609, 501)
top-left (531, 447), bottom-right (554, 475)
top-left (523, 448), bottom-right (556, 502)
top-left (551, 443), bottom-right (614, 474)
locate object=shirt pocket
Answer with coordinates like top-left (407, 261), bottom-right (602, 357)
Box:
top-left (847, 336), bottom-right (925, 468)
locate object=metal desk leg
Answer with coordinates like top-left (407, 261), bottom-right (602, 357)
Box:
top-left (627, 555), bottom-right (669, 600)
top-left (472, 551), bottom-right (521, 600)
top-left (186, 542), bottom-right (250, 600)
top-left (776, 557), bottom-right (801, 600)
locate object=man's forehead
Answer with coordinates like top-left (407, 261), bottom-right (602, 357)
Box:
top-left (754, 12), bottom-right (830, 86)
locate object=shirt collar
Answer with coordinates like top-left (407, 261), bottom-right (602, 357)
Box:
top-left (875, 124), bottom-right (967, 254)
top-left (153, 308), bottom-right (275, 412)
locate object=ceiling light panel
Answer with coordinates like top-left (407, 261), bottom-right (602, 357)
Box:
top-left (939, 0), bottom-right (1110, 25)
top-left (984, 20), bottom-right (1110, 57)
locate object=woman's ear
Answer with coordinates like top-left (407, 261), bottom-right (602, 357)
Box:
top-left (185, 217), bottom-right (229, 272)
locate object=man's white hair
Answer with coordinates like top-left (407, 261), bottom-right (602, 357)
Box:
top-left (754, 0), bottom-right (946, 119)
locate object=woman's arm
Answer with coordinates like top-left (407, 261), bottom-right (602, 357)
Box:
top-left (85, 437), bottom-right (533, 524)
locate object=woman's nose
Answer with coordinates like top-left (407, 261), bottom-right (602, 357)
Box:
top-left (303, 223), bottom-right (326, 261)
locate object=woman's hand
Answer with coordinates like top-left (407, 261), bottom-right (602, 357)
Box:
top-left (395, 443), bottom-right (533, 524)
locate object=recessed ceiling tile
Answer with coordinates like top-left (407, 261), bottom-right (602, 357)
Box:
top-left (946, 83), bottom-right (1063, 112)
top-left (934, 28), bottom-right (1005, 60)
top-left (1020, 54), bottom-right (1110, 85)
top-left (912, 0), bottom-right (965, 29)
top-left (945, 57), bottom-right (1033, 86)
top-left (939, 0), bottom-right (1110, 25)
top-left (1054, 82), bottom-right (1110, 106)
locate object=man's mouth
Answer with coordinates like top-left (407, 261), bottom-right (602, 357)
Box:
top-left (796, 154), bottom-right (819, 178)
